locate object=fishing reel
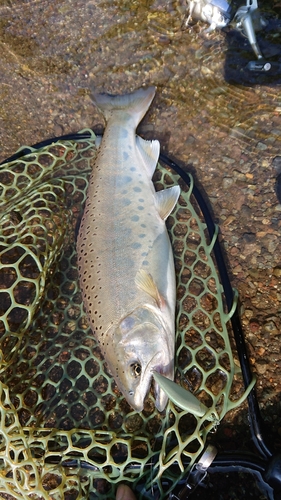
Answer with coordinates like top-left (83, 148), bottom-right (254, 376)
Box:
top-left (185, 0), bottom-right (280, 73)
top-left (232, 0), bottom-right (274, 72)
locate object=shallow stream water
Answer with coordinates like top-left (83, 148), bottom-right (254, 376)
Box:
top-left (0, 0), bottom-right (281, 498)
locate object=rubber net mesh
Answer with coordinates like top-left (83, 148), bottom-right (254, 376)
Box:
top-left (0, 129), bottom-right (248, 499)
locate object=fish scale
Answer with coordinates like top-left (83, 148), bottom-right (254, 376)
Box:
top-left (77, 87), bottom-right (180, 411)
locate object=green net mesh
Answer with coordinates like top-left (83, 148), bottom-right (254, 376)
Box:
top-left (0, 130), bottom-right (250, 499)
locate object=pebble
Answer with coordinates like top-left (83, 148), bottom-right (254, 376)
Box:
top-left (247, 333), bottom-right (258, 346)
top-left (233, 170), bottom-right (247, 181)
top-left (256, 142), bottom-right (267, 151)
top-left (242, 232), bottom-right (256, 243)
top-left (249, 319), bottom-right (261, 333)
top-left (222, 177), bottom-right (233, 189)
top-left (252, 295), bottom-right (269, 309)
top-left (185, 135), bottom-right (196, 145)
top-left (261, 158), bottom-right (270, 167)
top-left (249, 269), bottom-right (260, 279)
top-left (261, 234), bottom-right (278, 253)
top-left (240, 205), bottom-right (252, 218)
top-left (237, 161), bottom-right (251, 174)
top-left (276, 173), bottom-right (281, 203)
top-left (272, 156), bottom-right (281, 174)
top-left (263, 320), bottom-right (279, 336)
top-left (222, 156), bottom-right (235, 164)
top-left (244, 309), bottom-right (254, 319)
top-left (256, 363), bottom-right (268, 374)
top-left (272, 266), bottom-right (281, 278)
top-left (158, 35), bottom-right (171, 45)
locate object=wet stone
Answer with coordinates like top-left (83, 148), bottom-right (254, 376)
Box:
top-left (242, 232), bottom-right (256, 243)
top-left (256, 142), bottom-right (267, 151)
top-left (222, 177), bottom-right (233, 189)
top-left (263, 319), bottom-right (279, 336)
top-left (272, 156), bottom-right (281, 174)
top-left (276, 174), bottom-right (281, 204)
top-left (222, 156), bottom-right (235, 164)
top-left (185, 135), bottom-right (196, 145)
top-left (256, 362), bottom-right (268, 375)
top-left (237, 161), bottom-right (251, 174)
top-left (249, 319), bottom-right (261, 333)
top-left (240, 205), bottom-right (252, 218)
top-left (272, 266), bottom-right (281, 278)
top-left (244, 309), bottom-right (254, 320)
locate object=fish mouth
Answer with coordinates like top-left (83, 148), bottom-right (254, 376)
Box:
top-left (121, 352), bottom-right (174, 413)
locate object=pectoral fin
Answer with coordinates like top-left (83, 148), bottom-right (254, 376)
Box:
top-left (135, 269), bottom-right (164, 309)
top-left (154, 185), bottom-right (180, 220)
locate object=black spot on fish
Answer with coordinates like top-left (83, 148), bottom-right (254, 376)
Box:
top-left (131, 242), bottom-right (142, 249)
top-left (138, 206), bottom-right (144, 210)
top-left (123, 151), bottom-right (129, 161)
top-left (122, 198), bottom-right (131, 206)
top-left (133, 186), bottom-right (142, 192)
top-left (131, 215), bottom-right (139, 221)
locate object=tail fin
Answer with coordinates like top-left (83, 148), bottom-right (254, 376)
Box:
top-left (91, 86), bottom-right (156, 128)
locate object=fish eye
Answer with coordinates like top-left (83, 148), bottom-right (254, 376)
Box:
top-left (130, 362), bottom-right (141, 378)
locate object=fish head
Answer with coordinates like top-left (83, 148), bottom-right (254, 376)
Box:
top-left (105, 307), bottom-right (174, 412)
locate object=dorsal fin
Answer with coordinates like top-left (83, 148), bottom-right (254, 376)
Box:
top-left (154, 185), bottom-right (180, 220)
top-left (135, 269), bottom-right (164, 309)
top-left (136, 136), bottom-right (160, 178)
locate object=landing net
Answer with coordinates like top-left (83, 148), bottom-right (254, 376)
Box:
top-left (0, 129), bottom-right (249, 499)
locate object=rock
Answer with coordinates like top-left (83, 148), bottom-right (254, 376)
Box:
top-left (272, 156), bottom-right (281, 174)
top-left (222, 177), bottom-right (233, 189)
top-left (242, 232), bottom-right (256, 243)
top-left (263, 319), bottom-right (279, 336)
top-left (256, 362), bottom-right (268, 374)
top-left (272, 266), bottom-right (281, 278)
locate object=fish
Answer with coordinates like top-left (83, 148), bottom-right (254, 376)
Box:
top-left (77, 86), bottom-right (180, 412)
